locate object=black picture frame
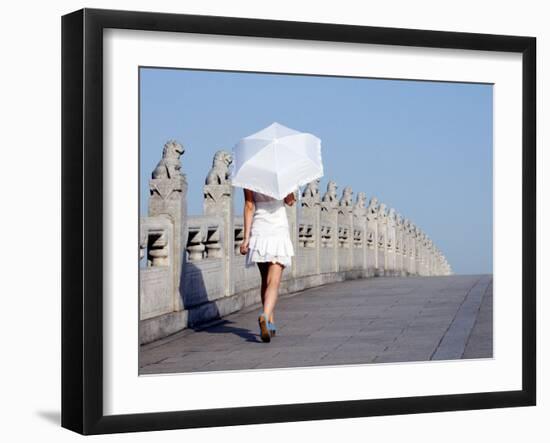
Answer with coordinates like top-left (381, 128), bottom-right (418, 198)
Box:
top-left (61, 7), bottom-right (536, 435)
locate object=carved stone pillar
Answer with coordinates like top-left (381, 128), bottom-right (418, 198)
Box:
top-left (386, 208), bottom-right (397, 276)
top-left (203, 150), bottom-right (234, 295)
top-left (427, 239), bottom-right (434, 276)
top-left (148, 140), bottom-right (188, 312)
top-left (409, 224), bottom-right (417, 275)
top-left (415, 230), bottom-right (424, 276)
top-left (366, 197), bottom-right (379, 277)
top-left (286, 189), bottom-right (299, 278)
top-left (353, 192), bottom-right (368, 271)
top-left (376, 203), bottom-right (388, 276)
top-left (301, 179), bottom-right (321, 275)
top-left (337, 186), bottom-right (354, 271)
top-left (422, 235), bottom-right (428, 276)
top-left (395, 214), bottom-right (404, 276)
top-left (320, 180), bottom-right (339, 272)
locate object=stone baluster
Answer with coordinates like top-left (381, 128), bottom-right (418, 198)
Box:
top-left (205, 225), bottom-right (223, 259)
top-left (147, 230), bottom-right (170, 266)
top-left (186, 226), bottom-right (205, 261)
top-left (139, 227), bottom-right (147, 262)
top-left (234, 224), bottom-right (244, 255)
top-left (298, 222), bottom-right (315, 248)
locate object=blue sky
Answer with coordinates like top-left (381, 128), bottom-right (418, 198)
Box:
top-left (140, 68), bottom-right (493, 275)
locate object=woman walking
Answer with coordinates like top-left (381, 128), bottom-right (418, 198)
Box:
top-left (230, 122), bottom-right (322, 341)
top-left (239, 188), bottom-right (296, 342)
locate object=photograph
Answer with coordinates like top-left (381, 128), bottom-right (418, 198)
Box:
top-left (138, 67), bottom-right (493, 375)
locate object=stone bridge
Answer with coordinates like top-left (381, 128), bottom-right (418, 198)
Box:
top-left (139, 140), bottom-right (451, 345)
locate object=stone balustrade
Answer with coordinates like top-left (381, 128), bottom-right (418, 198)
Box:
top-left (139, 141), bottom-right (452, 344)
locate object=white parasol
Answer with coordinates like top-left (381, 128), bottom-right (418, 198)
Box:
top-left (229, 122), bottom-right (324, 200)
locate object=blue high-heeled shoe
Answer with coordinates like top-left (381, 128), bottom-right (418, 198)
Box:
top-left (268, 321), bottom-right (277, 337)
top-left (258, 312), bottom-right (271, 342)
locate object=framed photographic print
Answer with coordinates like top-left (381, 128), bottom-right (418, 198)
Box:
top-left (61, 7), bottom-right (536, 435)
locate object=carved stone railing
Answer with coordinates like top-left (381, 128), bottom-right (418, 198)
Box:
top-left (139, 215), bottom-right (174, 321)
top-left (139, 141), bottom-right (452, 344)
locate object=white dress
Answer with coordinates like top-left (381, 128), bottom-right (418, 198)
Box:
top-left (245, 190), bottom-right (295, 268)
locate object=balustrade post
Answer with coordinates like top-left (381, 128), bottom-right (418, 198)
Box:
top-left (409, 224), bottom-right (415, 275)
top-left (395, 214), bottom-right (403, 276)
top-left (203, 150), bottom-right (234, 296)
top-left (301, 179), bottom-right (322, 275)
top-left (366, 197), bottom-right (379, 277)
top-left (386, 208), bottom-right (397, 276)
top-left (286, 189), bottom-right (299, 278)
top-left (353, 192), bottom-right (368, 271)
top-left (376, 203), bottom-right (388, 276)
top-left (320, 180), bottom-right (340, 272)
top-left (148, 140), bottom-right (188, 312)
top-left (338, 186), bottom-right (354, 271)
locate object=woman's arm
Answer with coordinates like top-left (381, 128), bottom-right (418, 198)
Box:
top-left (240, 188), bottom-right (255, 255)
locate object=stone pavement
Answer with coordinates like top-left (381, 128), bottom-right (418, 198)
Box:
top-left (139, 275), bottom-right (493, 375)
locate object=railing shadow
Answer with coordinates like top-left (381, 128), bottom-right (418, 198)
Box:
top-left (180, 260), bottom-right (262, 343)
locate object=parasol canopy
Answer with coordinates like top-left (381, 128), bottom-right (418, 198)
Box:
top-left (229, 122), bottom-right (324, 200)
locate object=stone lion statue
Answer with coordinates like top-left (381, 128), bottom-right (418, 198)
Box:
top-left (339, 186), bottom-right (353, 206)
top-left (377, 203), bottom-right (388, 221)
top-left (366, 197), bottom-right (379, 221)
top-left (301, 178), bottom-right (321, 208)
top-left (321, 180), bottom-right (338, 203)
top-left (205, 150), bottom-right (233, 185)
top-left (388, 208), bottom-right (396, 224)
top-left (353, 192), bottom-right (367, 218)
top-left (302, 178), bottom-right (320, 199)
top-left (354, 192), bottom-right (366, 209)
top-left (405, 219), bottom-right (414, 234)
top-left (152, 140), bottom-right (185, 179)
top-left (425, 236), bottom-right (431, 248)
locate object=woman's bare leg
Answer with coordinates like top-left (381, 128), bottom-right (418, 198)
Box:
top-left (262, 262), bottom-right (284, 323)
top-left (257, 262), bottom-right (269, 307)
